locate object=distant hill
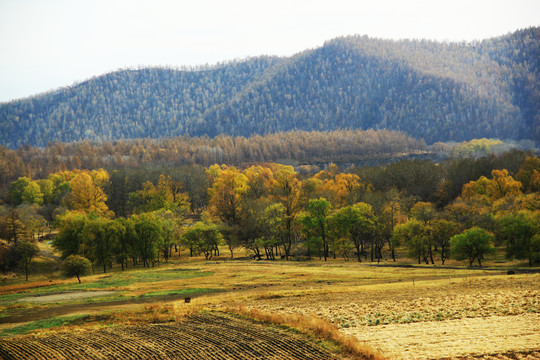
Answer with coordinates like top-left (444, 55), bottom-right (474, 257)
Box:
top-left (1, 27), bottom-right (539, 149)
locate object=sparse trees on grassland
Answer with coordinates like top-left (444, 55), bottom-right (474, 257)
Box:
top-left (430, 219), bottom-right (460, 265)
top-left (392, 219), bottom-right (430, 264)
top-left (497, 212), bottom-right (539, 266)
top-left (450, 227), bottom-right (495, 267)
top-left (330, 203), bottom-right (376, 262)
top-left (301, 198), bottom-right (332, 261)
top-left (13, 240), bottom-right (39, 281)
top-left (181, 222), bottom-right (222, 260)
top-left (62, 255), bottom-right (92, 284)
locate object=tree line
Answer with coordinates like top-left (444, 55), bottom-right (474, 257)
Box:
top-left (0, 129), bottom-right (426, 197)
top-left (1, 151), bottom-right (538, 281)
top-left (1, 27), bottom-right (538, 149)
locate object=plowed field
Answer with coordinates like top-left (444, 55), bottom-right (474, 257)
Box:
top-left (243, 274), bottom-right (540, 359)
top-left (0, 312), bottom-right (335, 360)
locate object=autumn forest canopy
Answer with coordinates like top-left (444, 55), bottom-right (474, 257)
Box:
top-left (1, 147), bottom-right (540, 280)
top-left (1, 27), bottom-right (539, 149)
top-left (0, 28), bottom-right (539, 281)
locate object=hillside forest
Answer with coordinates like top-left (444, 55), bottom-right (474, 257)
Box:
top-left (1, 27), bottom-right (539, 149)
top-left (1, 147), bottom-right (539, 282)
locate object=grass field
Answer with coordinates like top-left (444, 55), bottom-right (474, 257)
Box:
top-left (0, 247), bottom-right (538, 359)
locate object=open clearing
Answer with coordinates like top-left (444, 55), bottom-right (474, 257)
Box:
top-left (0, 260), bottom-right (538, 359)
top-left (18, 291), bottom-right (116, 303)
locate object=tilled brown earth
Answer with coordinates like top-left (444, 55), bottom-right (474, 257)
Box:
top-left (0, 313), bottom-right (336, 360)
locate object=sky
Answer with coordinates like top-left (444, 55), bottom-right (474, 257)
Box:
top-left (0, 0), bottom-right (539, 103)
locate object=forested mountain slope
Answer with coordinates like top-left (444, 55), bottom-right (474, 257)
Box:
top-left (1, 27), bottom-right (538, 148)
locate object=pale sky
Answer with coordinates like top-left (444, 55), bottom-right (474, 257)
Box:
top-left (0, 0), bottom-right (539, 103)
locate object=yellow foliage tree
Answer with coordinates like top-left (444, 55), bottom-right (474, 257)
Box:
top-left (207, 167), bottom-right (248, 225)
top-left (462, 169), bottom-right (522, 203)
top-left (487, 169), bottom-right (522, 200)
top-left (64, 171), bottom-right (111, 216)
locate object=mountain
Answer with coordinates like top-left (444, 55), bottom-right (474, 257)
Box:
top-left (1, 27), bottom-right (539, 149)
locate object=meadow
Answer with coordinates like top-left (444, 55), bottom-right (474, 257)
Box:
top-left (0, 243), bottom-right (538, 359)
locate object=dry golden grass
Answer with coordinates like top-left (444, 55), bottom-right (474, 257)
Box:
top-left (112, 301), bottom-right (204, 325)
top-left (1, 257), bottom-right (538, 359)
top-left (232, 273), bottom-right (539, 359)
top-left (244, 274), bottom-right (539, 327)
top-left (343, 314), bottom-right (540, 359)
top-left (226, 305), bottom-right (386, 360)
top-left (0, 279), bottom-right (67, 295)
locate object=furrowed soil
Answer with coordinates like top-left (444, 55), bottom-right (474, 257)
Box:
top-left (1, 260), bottom-right (538, 359)
top-left (0, 312), bottom-right (336, 360)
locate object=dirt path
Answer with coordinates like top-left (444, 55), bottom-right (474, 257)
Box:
top-left (0, 290), bottom-right (218, 326)
top-left (343, 314), bottom-right (540, 359)
top-left (18, 291), bottom-right (117, 303)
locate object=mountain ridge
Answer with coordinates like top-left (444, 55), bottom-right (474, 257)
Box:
top-left (1, 27), bottom-right (538, 149)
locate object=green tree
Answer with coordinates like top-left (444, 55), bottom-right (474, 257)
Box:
top-left (132, 213), bottom-right (163, 267)
top-left (37, 179), bottom-right (55, 205)
top-left (13, 240), bottom-right (39, 281)
top-left (430, 219), bottom-right (459, 265)
top-left (450, 227), bottom-right (495, 267)
top-left (62, 255), bottom-right (92, 284)
top-left (392, 219), bottom-right (430, 264)
top-left (21, 181), bottom-right (44, 205)
top-left (8, 177), bottom-right (31, 206)
top-left (112, 217), bottom-right (135, 270)
top-left (497, 213), bottom-right (539, 266)
top-left (331, 203), bottom-right (376, 262)
top-left (82, 215), bottom-right (115, 273)
top-left (154, 209), bottom-right (179, 262)
top-left (182, 222), bottom-right (222, 260)
top-left (128, 175), bottom-right (190, 214)
top-left (264, 203), bottom-right (294, 260)
top-left (301, 198), bottom-right (332, 261)
top-left (53, 211), bottom-right (88, 258)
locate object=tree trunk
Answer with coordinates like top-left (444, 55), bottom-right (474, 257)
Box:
top-left (322, 228), bottom-right (328, 262)
top-left (355, 242), bottom-right (362, 262)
